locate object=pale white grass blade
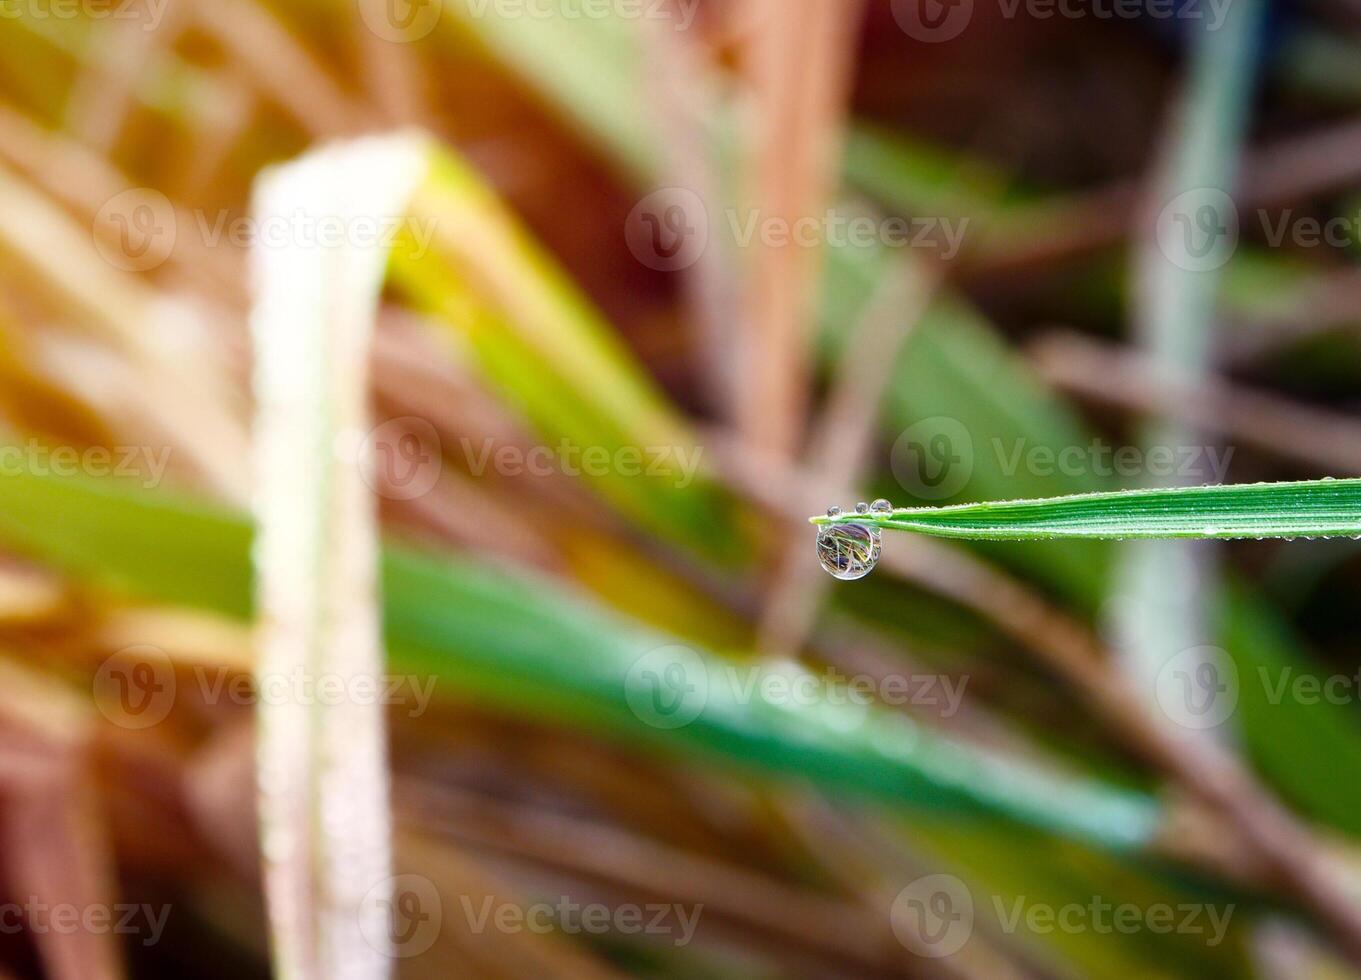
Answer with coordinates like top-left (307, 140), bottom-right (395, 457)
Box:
top-left (249, 131), bottom-right (430, 980)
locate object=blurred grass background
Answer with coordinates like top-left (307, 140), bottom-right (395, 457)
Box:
top-left (0, 0), bottom-right (1360, 976)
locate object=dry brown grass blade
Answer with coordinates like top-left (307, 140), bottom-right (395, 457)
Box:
top-left (395, 832), bottom-right (629, 980)
top-left (0, 657), bottom-right (123, 980)
top-left (187, 0), bottom-right (371, 137)
top-left (1221, 267), bottom-right (1361, 364)
top-left (757, 254), bottom-right (938, 658)
top-left (62, 5), bottom-right (188, 152)
top-left (398, 781), bottom-right (916, 976)
top-left (778, 799), bottom-right (1039, 980)
top-left (638, 14), bottom-right (737, 418)
top-left (1031, 330), bottom-right (1361, 475)
top-left (0, 162), bottom-right (248, 498)
top-left (967, 113), bottom-right (1361, 276)
top-left (96, 608), bottom-right (253, 674)
top-left (0, 100), bottom-right (245, 303)
top-left (168, 64), bottom-right (261, 203)
top-left (0, 562), bottom-right (66, 625)
top-left (736, 0), bottom-right (864, 459)
top-left (352, 0), bottom-right (432, 128)
top-left (183, 721), bottom-right (260, 879)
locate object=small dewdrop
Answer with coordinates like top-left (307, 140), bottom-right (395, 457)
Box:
top-left (816, 523), bottom-right (882, 581)
top-left (855, 502), bottom-right (871, 515)
top-left (827, 505), bottom-right (842, 518)
top-left (870, 499), bottom-right (893, 517)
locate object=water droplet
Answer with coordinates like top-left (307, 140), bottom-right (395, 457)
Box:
top-left (855, 502), bottom-right (871, 515)
top-left (816, 524), bottom-right (881, 581)
top-left (826, 505), bottom-right (841, 517)
top-left (871, 498), bottom-right (893, 516)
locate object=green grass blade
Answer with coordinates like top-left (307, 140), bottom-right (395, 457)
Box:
top-left (813, 480), bottom-right (1361, 541)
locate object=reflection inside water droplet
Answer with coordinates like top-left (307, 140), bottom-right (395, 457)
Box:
top-left (816, 523), bottom-right (881, 581)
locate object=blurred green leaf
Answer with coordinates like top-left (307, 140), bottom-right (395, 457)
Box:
top-left (0, 465), bottom-right (1163, 854)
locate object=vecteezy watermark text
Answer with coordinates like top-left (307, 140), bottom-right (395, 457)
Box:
top-left (890, 0), bottom-right (1235, 43)
top-left (459, 437), bottom-right (706, 489)
top-left (0, 899), bottom-right (172, 947)
top-left (92, 189), bottom-right (440, 272)
top-left (889, 417), bottom-right (1234, 501)
top-left (890, 875), bottom-right (1234, 958)
top-left (724, 208), bottom-right (969, 257)
top-left (0, 0), bottom-right (170, 30)
top-left (0, 440), bottom-right (172, 489)
top-left (625, 188), bottom-right (970, 272)
top-left (343, 418), bottom-right (710, 501)
top-left (358, 0), bottom-right (708, 44)
top-left (625, 646), bottom-right (969, 730)
top-left (993, 438), bottom-right (1235, 483)
top-left (993, 895), bottom-right (1234, 946)
top-left (461, 0), bottom-right (700, 29)
top-left (460, 896), bottom-right (703, 946)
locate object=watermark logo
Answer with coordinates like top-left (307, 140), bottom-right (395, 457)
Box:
top-left (93, 645), bottom-right (177, 730)
top-left (1155, 187), bottom-right (1239, 273)
top-left (891, 875), bottom-right (974, 957)
top-left (92, 188), bottom-right (176, 273)
top-left (360, 874), bottom-right (442, 958)
top-left (626, 186), bottom-right (709, 273)
top-left (197, 667), bottom-right (437, 719)
top-left (1155, 645), bottom-right (1238, 731)
top-left (358, 417), bottom-right (443, 501)
top-left (891, 417), bottom-right (974, 501)
top-left (891, 0), bottom-right (974, 42)
top-left (625, 645), bottom-right (709, 730)
top-left (357, 0), bottom-right (443, 41)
